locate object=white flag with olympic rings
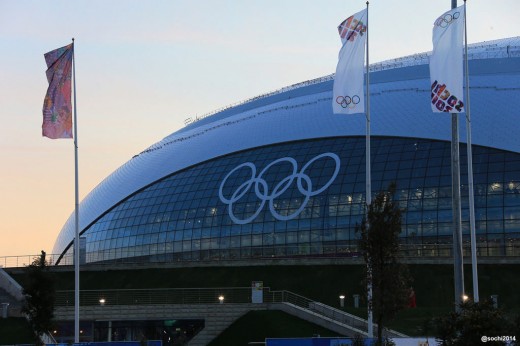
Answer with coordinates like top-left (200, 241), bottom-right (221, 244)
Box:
top-left (429, 5), bottom-right (465, 113)
top-left (332, 8), bottom-right (367, 115)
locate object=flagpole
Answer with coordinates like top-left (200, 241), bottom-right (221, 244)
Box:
top-left (72, 38), bottom-right (80, 344)
top-left (365, 0), bottom-right (373, 338)
top-left (463, 0), bottom-right (479, 302)
top-left (450, 0), bottom-right (465, 311)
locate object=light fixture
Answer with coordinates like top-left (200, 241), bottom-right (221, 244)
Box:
top-left (99, 298), bottom-right (106, 305)
top-left (218, 295), bottom-right (225, 304)
top-left (491, 182), bottom-right (501, 191)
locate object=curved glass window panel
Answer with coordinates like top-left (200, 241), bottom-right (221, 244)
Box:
top-left (64, 137), bottom-right (520, 263)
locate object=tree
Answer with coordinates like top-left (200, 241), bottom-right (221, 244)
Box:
top-left (356, 183), bottom-right (411, 345)
top-left (22, 250), bottom-right (56, 345)
top-left (434, 299), bottom-right (517, 346)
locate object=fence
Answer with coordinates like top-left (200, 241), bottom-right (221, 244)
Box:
top-left (274, 290), bottom-right (369, 333)
top-left (2, 240), bottom-right (519, 269)
top-left (55, 287), bottom-right (255, 307)
top-left (54, 287), bottom-right (371, 334)
top-left (53, 287), bottom-right (408, 337)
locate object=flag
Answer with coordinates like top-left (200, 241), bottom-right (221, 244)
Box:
top-left (333, 8), bottom-right (367, 115)
top-left (42, 43), bottom-right (74, 139)
top-left (429, 5), bottom-right (465, 113)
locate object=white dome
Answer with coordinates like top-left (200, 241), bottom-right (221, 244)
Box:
top-left (53, 37), bottom-right (520, 256)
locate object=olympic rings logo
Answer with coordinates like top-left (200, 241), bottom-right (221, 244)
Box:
top-left (218, 153), bottom-right (341, 224)
top-left (434, 12), bottom-right (460, 28)
top-left (336, 95), bottom-right (360, 109)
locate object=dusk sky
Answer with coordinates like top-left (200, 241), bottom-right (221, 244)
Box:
top-left (1, 0), bottom-right (518, 259)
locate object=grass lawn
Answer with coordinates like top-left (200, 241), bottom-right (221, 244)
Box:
top-left (11, 263), bottom-right (520, 308)
top-left (0, 317), bottom-right (34, 344)
top-left (341, 306), bottom-right (451, 336)
top-left (387, 307), bottom-right (451, 336)
top-left (208, 310), bottom-right (341, 346)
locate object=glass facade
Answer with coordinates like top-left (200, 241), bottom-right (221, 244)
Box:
top-left (58, 137), bottom-right (520, 263)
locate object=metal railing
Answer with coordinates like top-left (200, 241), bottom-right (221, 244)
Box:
top-left (42, 331), bottom-right (57, 344)
top-left (54, 287), bottom-right (370, 332)
top-left (276, 290), bottom-right (369, 333)
top-left (2, 241), bottom-right (519, 268)
top-left (53, 286), bottom-right (406, 336)
top-left (55, 287), bottom-right (254, 307)
top-left (0, 253), bottom-right (64, 269)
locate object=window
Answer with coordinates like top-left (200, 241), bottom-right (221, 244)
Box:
top-left (76, 137), bottom-right (520, 262)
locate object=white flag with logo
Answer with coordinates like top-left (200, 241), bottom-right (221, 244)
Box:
top-left (333, 8), bottom-right (367, 115)
top-left (430, 5), bottom-right (465, 113)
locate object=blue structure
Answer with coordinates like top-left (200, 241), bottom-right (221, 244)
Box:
top-left (265, 337), bottom-right (371, 346)
top-left (53, 37), bottom-right (520, 264)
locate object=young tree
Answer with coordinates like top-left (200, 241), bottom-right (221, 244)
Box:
top-left (434, 299), bottom-right (517, 346)
top-left (356, 183), bottom-right (411, 345)
top-left (22, 250), bottom-right (56, 345)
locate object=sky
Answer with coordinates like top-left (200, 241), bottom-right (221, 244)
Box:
top-left (0, 0), bottom-right (518, 258)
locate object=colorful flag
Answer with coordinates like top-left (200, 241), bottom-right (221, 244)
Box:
top-left (429, 5), bottom-right (465, 113)
top-left (333, 8), bottom-right (367, 115)
top-left (42, 43), bottom-right (74, 139)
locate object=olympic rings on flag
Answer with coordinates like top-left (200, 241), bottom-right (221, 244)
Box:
top-left (336, 95), bottom-right (360, 109)
top-left (218, 153), bottom-right (341, 224)
top-left (435, 12), bottom-right (460, 28)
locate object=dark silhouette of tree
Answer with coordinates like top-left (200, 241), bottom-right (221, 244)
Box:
top-left (357, 183), bottom-right (411, 346)
top-left (434, 299), bottom-right (517, 346)
top-left (22, 250), bottom-right (55, 345)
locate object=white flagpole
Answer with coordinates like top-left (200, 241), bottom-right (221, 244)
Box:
top-left (72, 38), bottom-right (80, 344)
top-left (463, 0), bottom-right (479, 302)
top-left (365, 0), bottom-right (373, 338)
top-left (450, 0), bottom-right (465, 311)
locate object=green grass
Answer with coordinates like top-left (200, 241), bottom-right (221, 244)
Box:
top-left (337, 306), bottom-right (452, 336)
top-left (11, 263), bottom-right (520, 310)
top-left (0, 317), bottom-right (34, 344)
top-left (42, 263), bottom-right (520, 309)
top-left (387, 307), bottom-right (451, 336)
top-left (208, 310), bottom-right (341, 346)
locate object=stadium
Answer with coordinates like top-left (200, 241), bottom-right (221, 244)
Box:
top-left (53, 37), bottom-right (520, 265)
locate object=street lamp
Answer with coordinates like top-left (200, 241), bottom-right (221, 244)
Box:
top-left (99, 298), bottom-right (106, 305)
top-left (218, 295), bottom-right (224, 304)
top-left (339, 295), bottom-right (345, 308)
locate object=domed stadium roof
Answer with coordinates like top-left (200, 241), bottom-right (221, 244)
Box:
top-left (53, 37), bottom-right (520, 255)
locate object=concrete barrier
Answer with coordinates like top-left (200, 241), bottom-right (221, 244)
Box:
top-left (0, 268), bottom-right (24, 301)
